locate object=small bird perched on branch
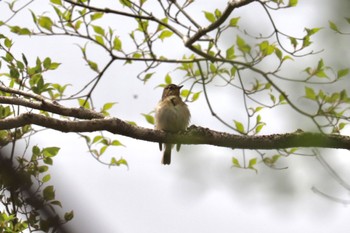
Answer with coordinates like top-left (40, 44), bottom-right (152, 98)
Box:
top-left (155, 84), bottom-right (191, 165)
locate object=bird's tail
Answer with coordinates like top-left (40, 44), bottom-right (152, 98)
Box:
top-left (162, 143), bottom-right (172, 165)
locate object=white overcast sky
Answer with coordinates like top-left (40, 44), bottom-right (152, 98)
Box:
top-left (1, 0), bottom-right (350, 232)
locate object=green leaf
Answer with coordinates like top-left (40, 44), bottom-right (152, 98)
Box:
top-left (289, 37), bottom-right (298, 48)
top-left (64, 211), bottom-right (74, 221)
top-left (143, 72), bottom-right (154, 83)
top-left (38, 16), bottom-right (53, 31)
top-left (113, 37), bottom-right (122, 51)
top-left (50, 200), bottom-right (62, 207)
top-left (234, 120), bottom-right (245, 133)
top-left (43, 185), bottom-right (55, 201)
top-left (192, 91), bottom-right (201, 102)
top-left (44, 157), bottom-right (53, 165)
top-left (90, 12), bottom-right (104, 21)
top-left (39, 165), bottom-right (49, 173)
top-left (232, 157), bottom-right (241, 168)
top-left (337, 68), bottom-right (349, 79)
top-left (111, 140), bottom-right (123, 146)
top-left (92, 135), bottom-right (103, 144)
top-left (305, 27), bottom-right (321, 36)
top-left (229, 17), bottom-right (240, 27)
top-left (203, 11), bottom-right (216, 23)
top-left (102, 102), bottom-right (116, 111)
top-left (43, 147), bottom-right (60, 157)
top-left (119, 0), bottom-right (132, 7)
top-left (49, 62), bottom-right (60, 70)
top-left (209, 63), bottom-right (217, 73)
top-left (248, 158), bottom-right (258, 173)
top-left (42, 174), bottom-right (51, 183)
top-left (329, 21), bottom-right (340, 33)
top-left (225, 46), bottom-right (235, 60)
top-left (165, 74), bottom-right (172, 84)
top-left (339, 122), bottom-right (347, 130)
top-left (87, 60), bottom-right (99, 72)
top-left (78, 99), bottom-right (91, 109)
top-left (109, 157), bottom-right (128, 167)
top-left (100, 145), bottom-right (108, 155)
top-left (269, 93), bottom-right (276, 104)
top-left (10, 26), bottom-right (32, 35)
top-left (92, 25), bottom-right (105, 35)
top-left (255, 124), bottom-right (265, 134)
top-left (43, 57), bottom-right (51, 69)
top-left (305, 86), bottom-right (316, 100)
top-left (230, 67), bottom-right (236, 77)
top-left (159, 30), bottom-right (173, 41)
top-left (157, 18), bottom-right (168, 31)
top-left (4, 38), bottom-right (12, 48)
top-left (95, 35), bottom-right (104, 45)
top-left (288, 0), bottom-right (298, 7)
top-left (275, 47), bottom-right (283, 60)
top-left (248, 158), bottom-right (257, 167)
top-left (50, 0), bottom-right (62, 5)
top-left (236, 36), bottom-right (250, 53)
top-left (142, 113), bottom-right (154, 125)
top-left (32, 145), bottom-right (41, 156)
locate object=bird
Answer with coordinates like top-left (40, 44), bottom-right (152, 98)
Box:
top-left (155, 84), bottom-right (191, 165)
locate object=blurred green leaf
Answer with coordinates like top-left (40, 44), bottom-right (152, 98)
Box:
top-left (113, 37), bottom-right (122, 51)
top-left (203, 11), bottom-right (215, 23)
top-left (232, 157), bottom-right (241, 168)
top-left (229, 17), bottom-right (240, 27)
top-left (91, 12), bottom-right (104, 21)
top-left (337, 68), bottom-right (349, 79)
top-left (226, 46), bottom-right (235, 60)
top-left (119, 0), bottom-right (132, 7)
top-left (305, 86), bottom-right (316, 100)
top-left (43, 147), bottom-right (60, 157)
top-left (234, 120), bottom-right (245, 133)
top-left (159, 30), bottom-right (173, 41)
top-left (102, 102), bottom-right (116, 113)
top-left (236, 36), bottom-right (250, 53)
top-left (92, 25), bottom-right (105, 35)
top-left (43, 185), bottom-right (55, 201)
top-left (42, 174), bottom-right (51, 183)
top-left (192, 91), bottom-right (201, 102)
top-left (50, 0), bottom-right (62, 5)
top-left (142, 113), bottom-right (154, 125)
top-left (111, 140), bottom-right (124, 146)
top-left (165, 74), bottom-right (172, 84)
top-left (329, 21), bottom-right (340, 33)
top-left (38, 16), bottom-right (53, 31)
top-left (109, 157), bottom-right (128, 168)
top-left (288, 0), bottom-right (298, 7)
top-left (64, 211), bottom-right (74, 221)
top-left (87, 60), bottom-right (99, 72)
top-left (143, 72), bottom-right (154, 83)
top-left (78, 99), bottom-right (91, 109)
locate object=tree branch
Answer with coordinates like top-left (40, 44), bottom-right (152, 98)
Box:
top-left (0, 96), bottom-right (104, 119)
top-left (1, 113), bottom-right (350, 150)
top-left (184, 0), bottom-right (255, 46)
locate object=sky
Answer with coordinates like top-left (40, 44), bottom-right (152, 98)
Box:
top-left (1, 0), bottom-right (350, 232)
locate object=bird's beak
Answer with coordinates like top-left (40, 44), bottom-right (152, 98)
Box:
top-left (178, 85), bottom-right (183, 89)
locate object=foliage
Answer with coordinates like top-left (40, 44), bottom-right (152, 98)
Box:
top-left (0, 0), bottom-right (350, 231)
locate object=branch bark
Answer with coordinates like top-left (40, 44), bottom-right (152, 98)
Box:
top-left (1, 112), bottom-right (350, 150)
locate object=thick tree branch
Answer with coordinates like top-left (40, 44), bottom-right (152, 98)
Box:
top-left (1, 113), bottom-right (350, 150)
